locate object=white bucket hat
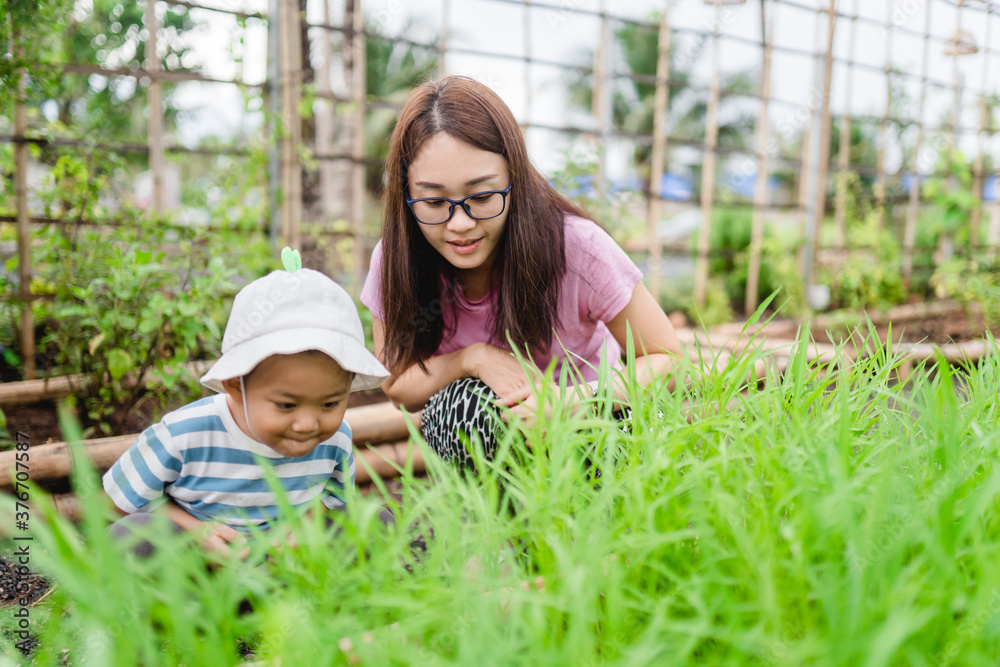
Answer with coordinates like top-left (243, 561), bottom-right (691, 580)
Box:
top-left (200, 268), bottom-right (389, 393)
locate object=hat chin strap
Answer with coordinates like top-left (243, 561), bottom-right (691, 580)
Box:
top-left (240, 376), bottom-right (266, 444)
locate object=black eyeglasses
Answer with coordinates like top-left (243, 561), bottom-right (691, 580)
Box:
top-left (405, 183), bottom-right (513, 225)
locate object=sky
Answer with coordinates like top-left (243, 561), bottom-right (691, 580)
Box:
top-left (169, 0), bottom-right (1000, 180)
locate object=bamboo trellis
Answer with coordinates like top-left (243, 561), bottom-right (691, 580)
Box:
top-left (832, 0), bottom-right (858, 252)
top-left (903, 1), bottom-right (934, 288)
top-left (745, 0), bottom-right (776, 315)
top-left (647, 3), bottom-right (672, 304)
top-left (693, 0), bottom-right (724, 308)
top-left (6, 0), bottom-right (1000, 383)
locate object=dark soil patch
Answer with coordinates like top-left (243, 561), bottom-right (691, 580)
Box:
top-left (819, 311), bottom-right (997, 347)
top-left (4, 401), bottom-right (62, 445)
top-left (878, 312), bottom-right (995, 345)
top-left (0, 555), bottom-right (50, 606)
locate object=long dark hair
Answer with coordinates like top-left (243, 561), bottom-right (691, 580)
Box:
top-left (379, 76), bottom-right (588, 375)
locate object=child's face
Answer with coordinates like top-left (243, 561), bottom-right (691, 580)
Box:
top-left (223, 352), bottom-right (353, 457)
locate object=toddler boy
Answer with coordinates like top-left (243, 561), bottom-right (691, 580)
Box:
top-left (103, 264), bottom-right (389, 556)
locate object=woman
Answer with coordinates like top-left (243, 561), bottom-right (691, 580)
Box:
top-left (361, 76), bottom-right (681, 467)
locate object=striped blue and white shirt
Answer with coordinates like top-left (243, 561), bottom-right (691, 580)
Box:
top-left (102, 394), bottom-right (356, 530)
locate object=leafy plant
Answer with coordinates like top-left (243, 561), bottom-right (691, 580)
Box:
top-left (27, 220), bottom-right (236, 434)
top-left (823, 204), bottom-right (907, 312)
top-left (921, 150), bottom-right (979, 251)
top-left (0, 149), bottom-right (272, 435)
top-left (548, 147), bottom-right (644, 243)
top-left (931, 257), bottom-right (1000, 330)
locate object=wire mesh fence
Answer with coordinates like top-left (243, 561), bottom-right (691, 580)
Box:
top-left (3, 0), bottom-right (999, 379)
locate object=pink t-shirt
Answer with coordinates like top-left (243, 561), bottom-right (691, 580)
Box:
top-left (360, 215), bottom-right (643, 382)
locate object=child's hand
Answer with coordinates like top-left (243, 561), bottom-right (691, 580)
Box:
top-left (201, 522), bottom-right (250, 560)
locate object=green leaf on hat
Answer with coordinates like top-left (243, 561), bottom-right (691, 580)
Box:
top-left (281, 247), bottom-right (302, 272)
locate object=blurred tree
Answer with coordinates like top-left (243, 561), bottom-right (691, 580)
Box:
top-left (1, 0), bottom-right (74, 116)
top-left (42, 0), bottom-right (198, 142)
top-left (362, 23), bottom-right (438, 194)
top-left (568, 14), bottom-right (756, 190)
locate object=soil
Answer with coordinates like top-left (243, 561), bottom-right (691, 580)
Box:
top-left (878, 312), bottom-right (994, 346)
top-left (0, 554), bottom-right (50, 607)
top-left (819, 311), bottom-right (997, 347)
top-left (4, 401), bottom-right (62, 445)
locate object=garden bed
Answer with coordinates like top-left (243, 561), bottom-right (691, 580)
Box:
top-left (693, 299), bottom-right (997, 374)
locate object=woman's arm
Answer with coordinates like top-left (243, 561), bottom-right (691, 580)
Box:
top-left (372, 317), bottom-right (535, 412)
top-left (502, 281), bottom-right (681, 422)
top-left (602, 281), bottom-right (682, 404)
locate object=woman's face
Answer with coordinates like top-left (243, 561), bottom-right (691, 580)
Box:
top-left (406, 132), bottom-right (511, 282)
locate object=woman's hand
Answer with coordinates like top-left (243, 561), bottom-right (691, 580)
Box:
top-left (462, 341), bottom-right (539, 400)
top-left (498, 381), bottom-right (594, 430)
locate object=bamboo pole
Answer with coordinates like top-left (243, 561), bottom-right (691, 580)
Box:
top-left (797, 124), bottom-right (812, 276)
top-left (267, 0), bottom-right (281, 248)
top-left (593, 0), bottom-right (610, 198)
top-left (279, 0), bottom-right (302, 251)
top-left (523, 0), bottom-right (531, 122)
top-left (796, 11), bottom-right (822, 278)
top-left (350, 0), bottom-right (366, 292)
top-left (993, 6), bottom-right (1000, 256)
top-left (807, 0), bottom-right (836, 288)
top-left (13, 30), bottom-right (35, 381)
top-left (745, 0), bottom-right (775, 316)
top-left (903, 0), bottom-right (932, 288)
top-left (145, 0), bottom-right (165, 212)
top-left (0, 401), bottom-right (419, 489)
top-left (970, 3), bottom-right (992, 253)
top-left (694, 0), bottom-right (723, 308)
top-left (439, 0), bottom-right (450, 76)
top-left (833, 0), bottom-right (858, 253)
top-left (316, 0), bottom-right (336, 226)
top-left (873, 0), bottom-right (893, 243)
top-left (647, 3), bottom-right (672, 305)
top-left (940, 0), bottom-right (965, 266)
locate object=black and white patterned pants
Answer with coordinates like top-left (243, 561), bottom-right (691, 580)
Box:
top-left (420, 378), bottom-right (635, 470)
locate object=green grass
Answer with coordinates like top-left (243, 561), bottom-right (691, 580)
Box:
top-left (3, 328), bottom-right (1000, 666)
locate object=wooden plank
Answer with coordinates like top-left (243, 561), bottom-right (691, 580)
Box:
top-left (0, 360), bottom-right (214, 406)
top-left (13, 442), bottom-right (426, 524)
top-left (0, 401), bottom-right (417, 489)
